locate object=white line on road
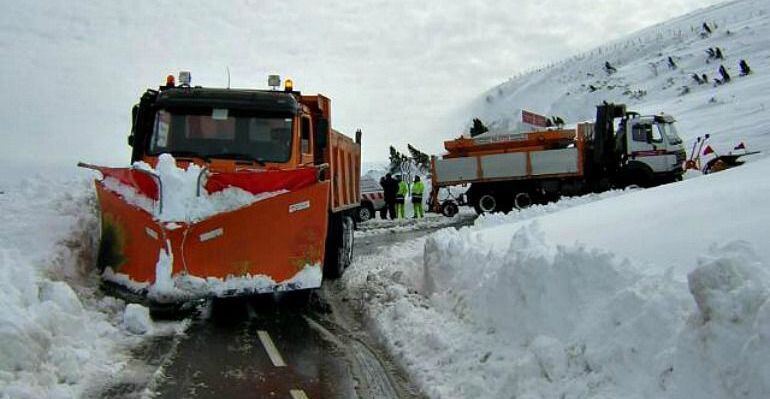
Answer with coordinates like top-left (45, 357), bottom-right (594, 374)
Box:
top-left (257, 330), bottom-right (286, 367)
top-left (290, 389), bottom-right (309, 399)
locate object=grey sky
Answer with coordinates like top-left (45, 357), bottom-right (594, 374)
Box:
top-left (0, 0), bottom-right (723, 167)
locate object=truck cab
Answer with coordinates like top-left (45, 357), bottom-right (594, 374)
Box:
top-left (615, 113), bottom-right (686, 186)
top-left (128, 77), bottom-right (331, 173)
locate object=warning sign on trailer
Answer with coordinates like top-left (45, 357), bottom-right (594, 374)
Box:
top-left (522, 109), bottom-right (548, 127)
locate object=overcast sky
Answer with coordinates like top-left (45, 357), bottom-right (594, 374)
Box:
top-left (0, 0), bottom-right (724, 169)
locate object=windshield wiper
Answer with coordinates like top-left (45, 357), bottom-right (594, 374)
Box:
top-left (166, 151), bottom-right (211, 162)
top-left (207, 152), bottom-right (267, 166)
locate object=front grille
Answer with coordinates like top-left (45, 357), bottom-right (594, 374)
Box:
top-left (675, 150), bottom-right (686, 164)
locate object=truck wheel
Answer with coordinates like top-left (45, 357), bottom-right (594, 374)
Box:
top-left (441, 201), bottom-right (459, 217)
top-left (324, 215), bottom-right (354, 279)
top-left (474, 193), bottom-right (498, 214)
top-left (621, 163), bottom-right (654, 188)
top-left (356, 204), bottom-right (374, 222)
top-left (513, 192), bottom-right (532, 209)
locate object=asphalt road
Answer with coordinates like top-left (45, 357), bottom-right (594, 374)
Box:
top-left (93, 213), bottom-right (475, 399)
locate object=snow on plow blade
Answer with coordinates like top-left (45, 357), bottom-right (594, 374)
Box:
top-left (81, 161), bottom-right (330, 304)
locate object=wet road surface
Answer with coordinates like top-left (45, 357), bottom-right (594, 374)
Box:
top-left (154, 295), bottom-right (357, 398)
top-left (94, 213), bottom-right (475, 399)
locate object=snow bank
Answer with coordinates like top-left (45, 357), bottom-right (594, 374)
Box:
top-left (0, 177), bottom-right (119, 398)
top-left (356, 209), bottom-right (476, 237)
top-left (345, 147), bottom-right (770, 398)
top-left (0, 175), bottom-right (184, 398)
top-left (107, 153), bottom-right (288, 223)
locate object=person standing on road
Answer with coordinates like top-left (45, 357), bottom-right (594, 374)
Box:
top-left (395, 175), bottom-right (408, 219)
top-left (380, 173), bottom-right (397, 219)
top-left (411, 176), bottom-right (425, 218)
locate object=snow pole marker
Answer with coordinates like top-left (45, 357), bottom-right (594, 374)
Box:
top-left (689, 136), bottom-right (701, 161)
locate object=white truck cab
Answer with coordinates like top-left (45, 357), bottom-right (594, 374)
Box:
top-left (618, 113), bottom-right (686, 186)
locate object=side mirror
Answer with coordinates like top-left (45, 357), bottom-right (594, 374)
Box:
top-left (355, 129), bottom-right (362, 145)
top-left (128, 135), bottom-right (135, 147)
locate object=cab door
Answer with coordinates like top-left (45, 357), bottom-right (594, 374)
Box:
top-left (627, 119), bottom-right (668, 172)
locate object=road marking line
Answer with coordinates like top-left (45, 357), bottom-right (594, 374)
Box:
top-left (290, 389), bottom-right (309, 399)
top-left (257, 330), bottom-right (286, 367)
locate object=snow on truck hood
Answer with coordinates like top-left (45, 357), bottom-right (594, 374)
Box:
top-left (102, 153), bottom-right (288, 223)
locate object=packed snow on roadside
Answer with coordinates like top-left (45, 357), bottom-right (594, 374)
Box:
top-left (0, 174), bottom-right (185, 398)
top-left (101, 153), bottom-right (288, 223)
top-left (356, 208), bottom-right (476, 238)
top-left (346, 155), bottom-right (770, 398)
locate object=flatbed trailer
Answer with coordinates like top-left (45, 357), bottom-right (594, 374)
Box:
top-left (430, 103), bottom-right (686, 214)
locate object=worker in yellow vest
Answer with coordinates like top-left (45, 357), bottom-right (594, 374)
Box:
top-left (411, 176), bottom-right (425, 218)
top-left (396, 175), bottom-right (408, 219)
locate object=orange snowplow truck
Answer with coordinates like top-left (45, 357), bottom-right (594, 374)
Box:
top-left (80, 73), bottom-right (361, 311)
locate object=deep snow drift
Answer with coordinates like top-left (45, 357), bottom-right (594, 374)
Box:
top-left (345, 157), bottom-right (770, 398)
top-left (0, 176), bottom-right (184, 398)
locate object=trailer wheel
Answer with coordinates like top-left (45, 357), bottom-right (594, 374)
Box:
top-left (513, 192), bottom-right (533, 209)
top-left (474, 193), bottom-right (498, 214)
top-left (324, 214), bottom-right (354, 279)
top-left (440, 201), bottom-right (459, 217)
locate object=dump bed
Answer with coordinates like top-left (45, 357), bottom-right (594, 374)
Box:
top-left (328, 129), bottom-right (360, 212)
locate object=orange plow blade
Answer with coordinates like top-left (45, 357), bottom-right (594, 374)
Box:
top-left (89, 165), bottom-right (330, 303)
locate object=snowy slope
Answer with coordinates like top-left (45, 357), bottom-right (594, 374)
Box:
top-left (344, 1), bottom-right (770, 398)
top-left (469, 0), bottom-right (770, 158)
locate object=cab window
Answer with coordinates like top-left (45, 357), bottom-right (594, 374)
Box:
top-left (148, 109), bottom-right (294, 163)
top-left (631, 124), bottom-right (660, 143)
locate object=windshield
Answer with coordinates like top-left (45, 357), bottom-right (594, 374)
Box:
top-left (148, 109), bottom-right (294, 163)
top-left (658, 122), bottom-right (683, 145)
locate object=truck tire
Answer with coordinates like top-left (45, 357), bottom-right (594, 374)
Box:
top-left (356, 203), bottom-right (375, 222)
top-left (440, 201), bottom-right (459, 217)
top-left (324, 214), bottom-right (354, 279)
top-left (474, 193), bottom-right (498, 214)
top-left (621, 163), bottom-right (654, 188)
top-left (513, 192), bottom-right (533, 209)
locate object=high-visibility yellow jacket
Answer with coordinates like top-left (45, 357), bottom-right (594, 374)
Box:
top-left (411, 181), bottom-right (425, 196)
top-left (397, 181), bottom-right (408, 197)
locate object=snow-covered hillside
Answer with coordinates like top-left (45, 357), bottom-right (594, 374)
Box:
top-left (470, 0), bottom-right (770, 158)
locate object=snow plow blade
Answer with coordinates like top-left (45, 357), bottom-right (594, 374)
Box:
top-left (82, 163), bottom-right (330, 304)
